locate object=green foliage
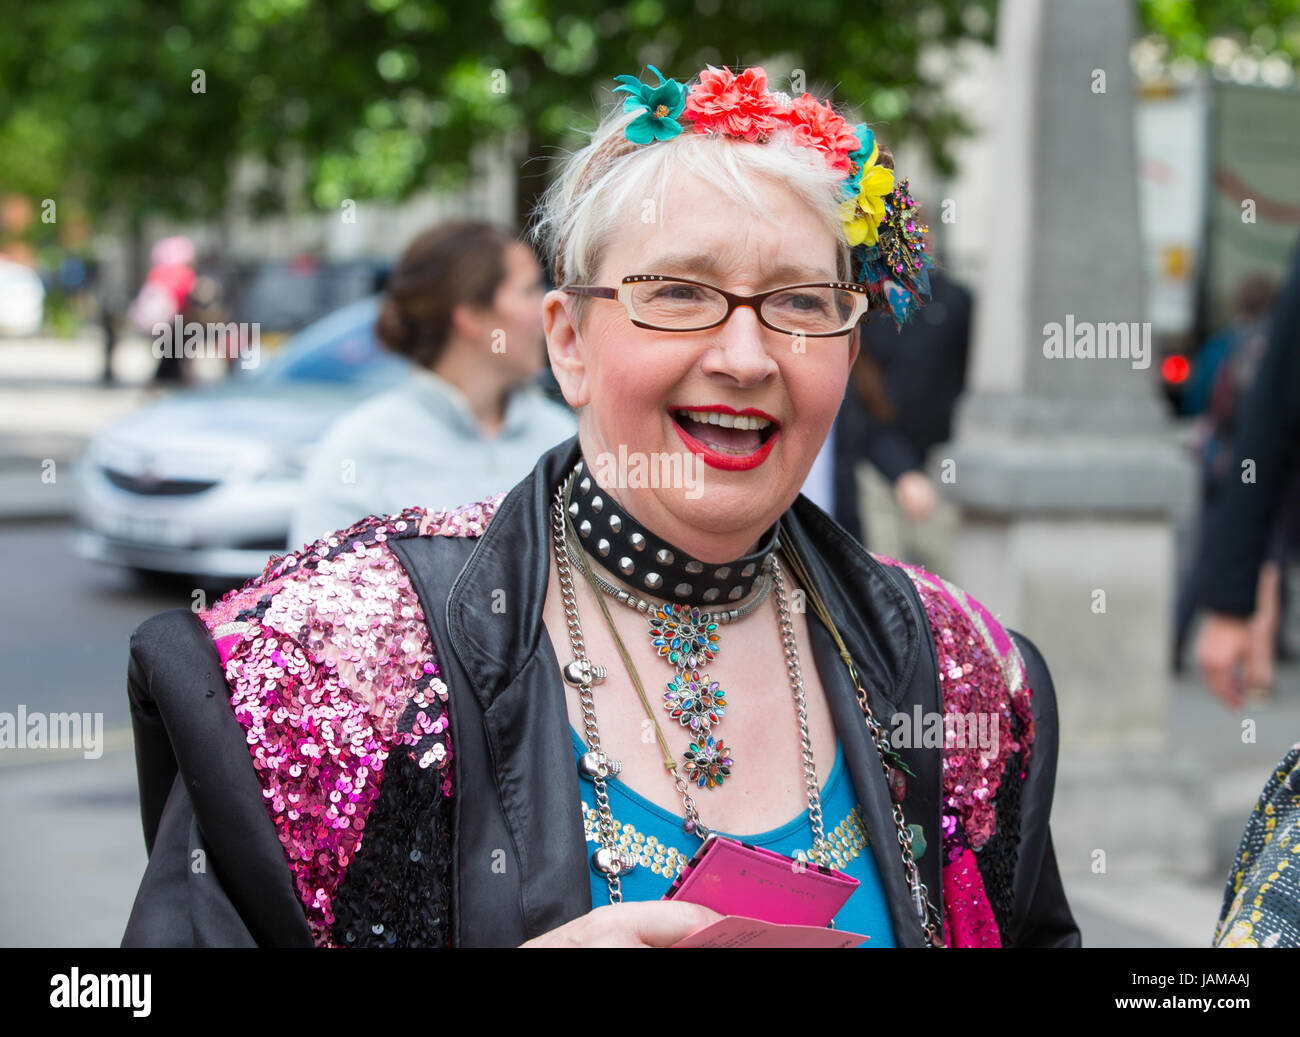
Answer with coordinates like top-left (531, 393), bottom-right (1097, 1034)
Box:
top-left (0, 0), bottom-right (1003, 227)
top-left (5, 0), bottom-right (1293, 233)
top-left (1139, 0), bottom-right (1300, 63)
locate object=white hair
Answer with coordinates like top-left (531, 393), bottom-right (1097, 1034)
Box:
top-left (528, 93), bottom-right (862, 332)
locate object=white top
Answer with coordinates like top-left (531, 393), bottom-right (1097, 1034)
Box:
top-left (799, 421), bottom-right (836, 514)
top-left (289, 367), bottom-right (578, 549)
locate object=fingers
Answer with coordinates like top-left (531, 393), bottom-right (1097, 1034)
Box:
top-left (894, 472), bottom-right (936, 523)
top-left (1205, 661), bottom-right (1243, 710)
top-left (1196, 615), bottom-right (1249, 710)
top-left (1197, 646), bottom-right (1240, 709)
top-left (524, 901), bottom-right (724, 948)
top-left (624, 901), bottom-right (723, 947)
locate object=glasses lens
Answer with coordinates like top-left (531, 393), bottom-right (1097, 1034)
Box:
top-left (628, 280), bottom-right (728, 330)
top-left (761, 286), bottom-right (861, 334)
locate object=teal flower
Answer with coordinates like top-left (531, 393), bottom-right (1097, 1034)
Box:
top-left (612, 65), bottom-right (686, 144)
top-left (841, 123), bottom-right (876, 200)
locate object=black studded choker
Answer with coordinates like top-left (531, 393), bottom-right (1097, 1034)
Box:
top-left (564, 454), bottom-right (779, 607)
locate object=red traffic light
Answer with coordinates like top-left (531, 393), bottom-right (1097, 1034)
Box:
top-left (1162, 354), bottom-right (1190, 385)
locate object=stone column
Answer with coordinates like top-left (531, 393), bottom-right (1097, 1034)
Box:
top-left (941, 0), bottom-right (1206, 878)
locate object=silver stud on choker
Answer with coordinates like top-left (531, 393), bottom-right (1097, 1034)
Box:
top-left (565, 456), bottom-right (778, 608)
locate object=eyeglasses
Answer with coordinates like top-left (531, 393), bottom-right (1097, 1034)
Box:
top-left (562, 275), bottom-right (869, 336)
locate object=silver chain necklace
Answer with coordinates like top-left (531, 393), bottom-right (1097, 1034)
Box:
top-left (551, 469), bottom-right (944, 947)
top-left (551, 471), bottom-right (829, 903)
top-left (561, 468), bottom-right (773, 783)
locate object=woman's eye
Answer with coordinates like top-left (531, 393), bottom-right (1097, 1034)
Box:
top-left (656, 286), bottom-right (700, 301)
top-left (777, 293), bottom-right (828, 312)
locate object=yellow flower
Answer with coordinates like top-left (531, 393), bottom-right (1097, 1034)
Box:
top-left (841, 141), bottom-right (895, 247)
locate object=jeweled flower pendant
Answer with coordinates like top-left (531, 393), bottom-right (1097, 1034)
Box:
top-left (683, 735), bottom-right (733, 789)
top-left (649, 603), bottom-right (719, 669)
top-left (649, 603), bottom-right (730, 787)
top-left (663, 669), bottom-right (726, 731)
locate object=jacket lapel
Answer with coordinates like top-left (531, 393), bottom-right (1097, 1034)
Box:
top-left (781, 500), bottom-right (941, 947)
top-left (440, 437), bottom-right (591, 943)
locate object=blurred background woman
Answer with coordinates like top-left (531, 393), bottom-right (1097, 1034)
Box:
top-left (289, 220), bottom-right (576, 548)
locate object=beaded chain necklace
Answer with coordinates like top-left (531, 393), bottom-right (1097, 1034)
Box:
top-left (563, 456), bottom-right (778, 783)
top-left (552, 466), bottom-right (828, 883)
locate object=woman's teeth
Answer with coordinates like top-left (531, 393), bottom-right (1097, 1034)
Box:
top-left (672, 408), bottom-right (772, 431)
top-left (672, 409), bottom-right (773, 454)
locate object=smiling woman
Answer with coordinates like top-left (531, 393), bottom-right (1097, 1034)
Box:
top-left (121, 63), bottom-right (1079, 949)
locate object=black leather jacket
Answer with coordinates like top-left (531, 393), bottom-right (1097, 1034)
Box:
top-left (122, 435), bottom-right (1080, 948)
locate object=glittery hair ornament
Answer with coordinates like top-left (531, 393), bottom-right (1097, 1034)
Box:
top-left (611, 64), bottom-right (933, 329)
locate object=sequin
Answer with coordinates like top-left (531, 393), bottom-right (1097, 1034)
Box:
top-left (941, 848), bottom-right (1001, 947)
top-left (198, 496), bottom-right (504, 947)
top-left (579, 803), bottom-right (871, 879)
top-left (872, 552), bottom-right (1037, 948)
top-left (194, 494), bottom-right (1043, 949)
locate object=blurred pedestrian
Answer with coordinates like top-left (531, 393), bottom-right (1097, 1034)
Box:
top-left (1175, 277), bottom-right (1281, 671)
top-left (186, 249), bottom-right (244, 377)
top-left (1181, 275), bottom-right (1277, 417)
top-left (129, 235), bottom-right (196, 385)
top-left (83, 256), bottom-right (119, 385)
top-left (839, 268), bottom-right (971, 570)
top-left (288, 221), bottom-right (577, 548)
top-left (1197, 240), bottom-right (1300, 708)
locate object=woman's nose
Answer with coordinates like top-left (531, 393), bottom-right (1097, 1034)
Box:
top-left (698, 304), bottom-right (778, 384)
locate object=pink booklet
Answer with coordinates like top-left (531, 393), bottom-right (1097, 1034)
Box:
top-left (663, 834), bottom-right (867, 946)
top-left (672, 915), bottom-right (869, 948)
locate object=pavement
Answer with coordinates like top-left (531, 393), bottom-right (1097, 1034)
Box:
top-left (0, 742), bottom-right (145, 948)
top-left (0, 334), bottom-right (1291, 947)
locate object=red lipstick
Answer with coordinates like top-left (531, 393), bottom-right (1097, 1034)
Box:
top-left (669, 404), bottom-right (779, 423)
top-left (668, 405), bottom-right (781, 472)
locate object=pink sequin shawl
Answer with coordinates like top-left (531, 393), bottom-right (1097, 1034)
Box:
top-left (872, 554), bottom-right (1037, 948)
top-left (198, 497), bottom-right (503, 947)
top-left (197, 501), bottom-right (1033, 948)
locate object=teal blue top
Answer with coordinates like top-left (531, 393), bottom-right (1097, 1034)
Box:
top-left (571, 727), bottom-right (896, 946)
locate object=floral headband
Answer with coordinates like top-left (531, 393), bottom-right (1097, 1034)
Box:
top-left (611, 64), bottom-right (933, 329)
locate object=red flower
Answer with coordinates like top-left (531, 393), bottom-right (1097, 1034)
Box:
top-left (682, 65), bottom-right (783, 142)
top-left (783, 93), bottom-right (860, 175)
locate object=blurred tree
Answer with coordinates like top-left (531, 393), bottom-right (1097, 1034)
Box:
top-left (2, 0), bottom-right (1296, 265)
top-left (0, 0), bottom-right (999, 253)
top-left (1139, 0), bottom-right (1300, 65)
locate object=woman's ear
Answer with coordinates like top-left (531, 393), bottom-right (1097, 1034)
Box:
top-left (543, 289), bottom-right (591, 408)
top-left (449, 300), bottom-right (491, 343)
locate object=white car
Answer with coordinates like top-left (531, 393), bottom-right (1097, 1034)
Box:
top-left (74, 297), bottom-right (410, 581)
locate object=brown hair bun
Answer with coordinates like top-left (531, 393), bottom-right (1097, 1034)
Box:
top-left (376, 220), bottom-right (518, 369)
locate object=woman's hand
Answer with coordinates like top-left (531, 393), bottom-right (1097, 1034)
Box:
top-left (519, 901), bottom-right (722, 947)
top-left (894, 471), bottom-right (938, 523)
top-left (1196, 612), bottom-right (1250, 709)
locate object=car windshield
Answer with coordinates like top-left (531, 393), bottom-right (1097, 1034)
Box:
top-left (251, 297), bottom-right (410, 387)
